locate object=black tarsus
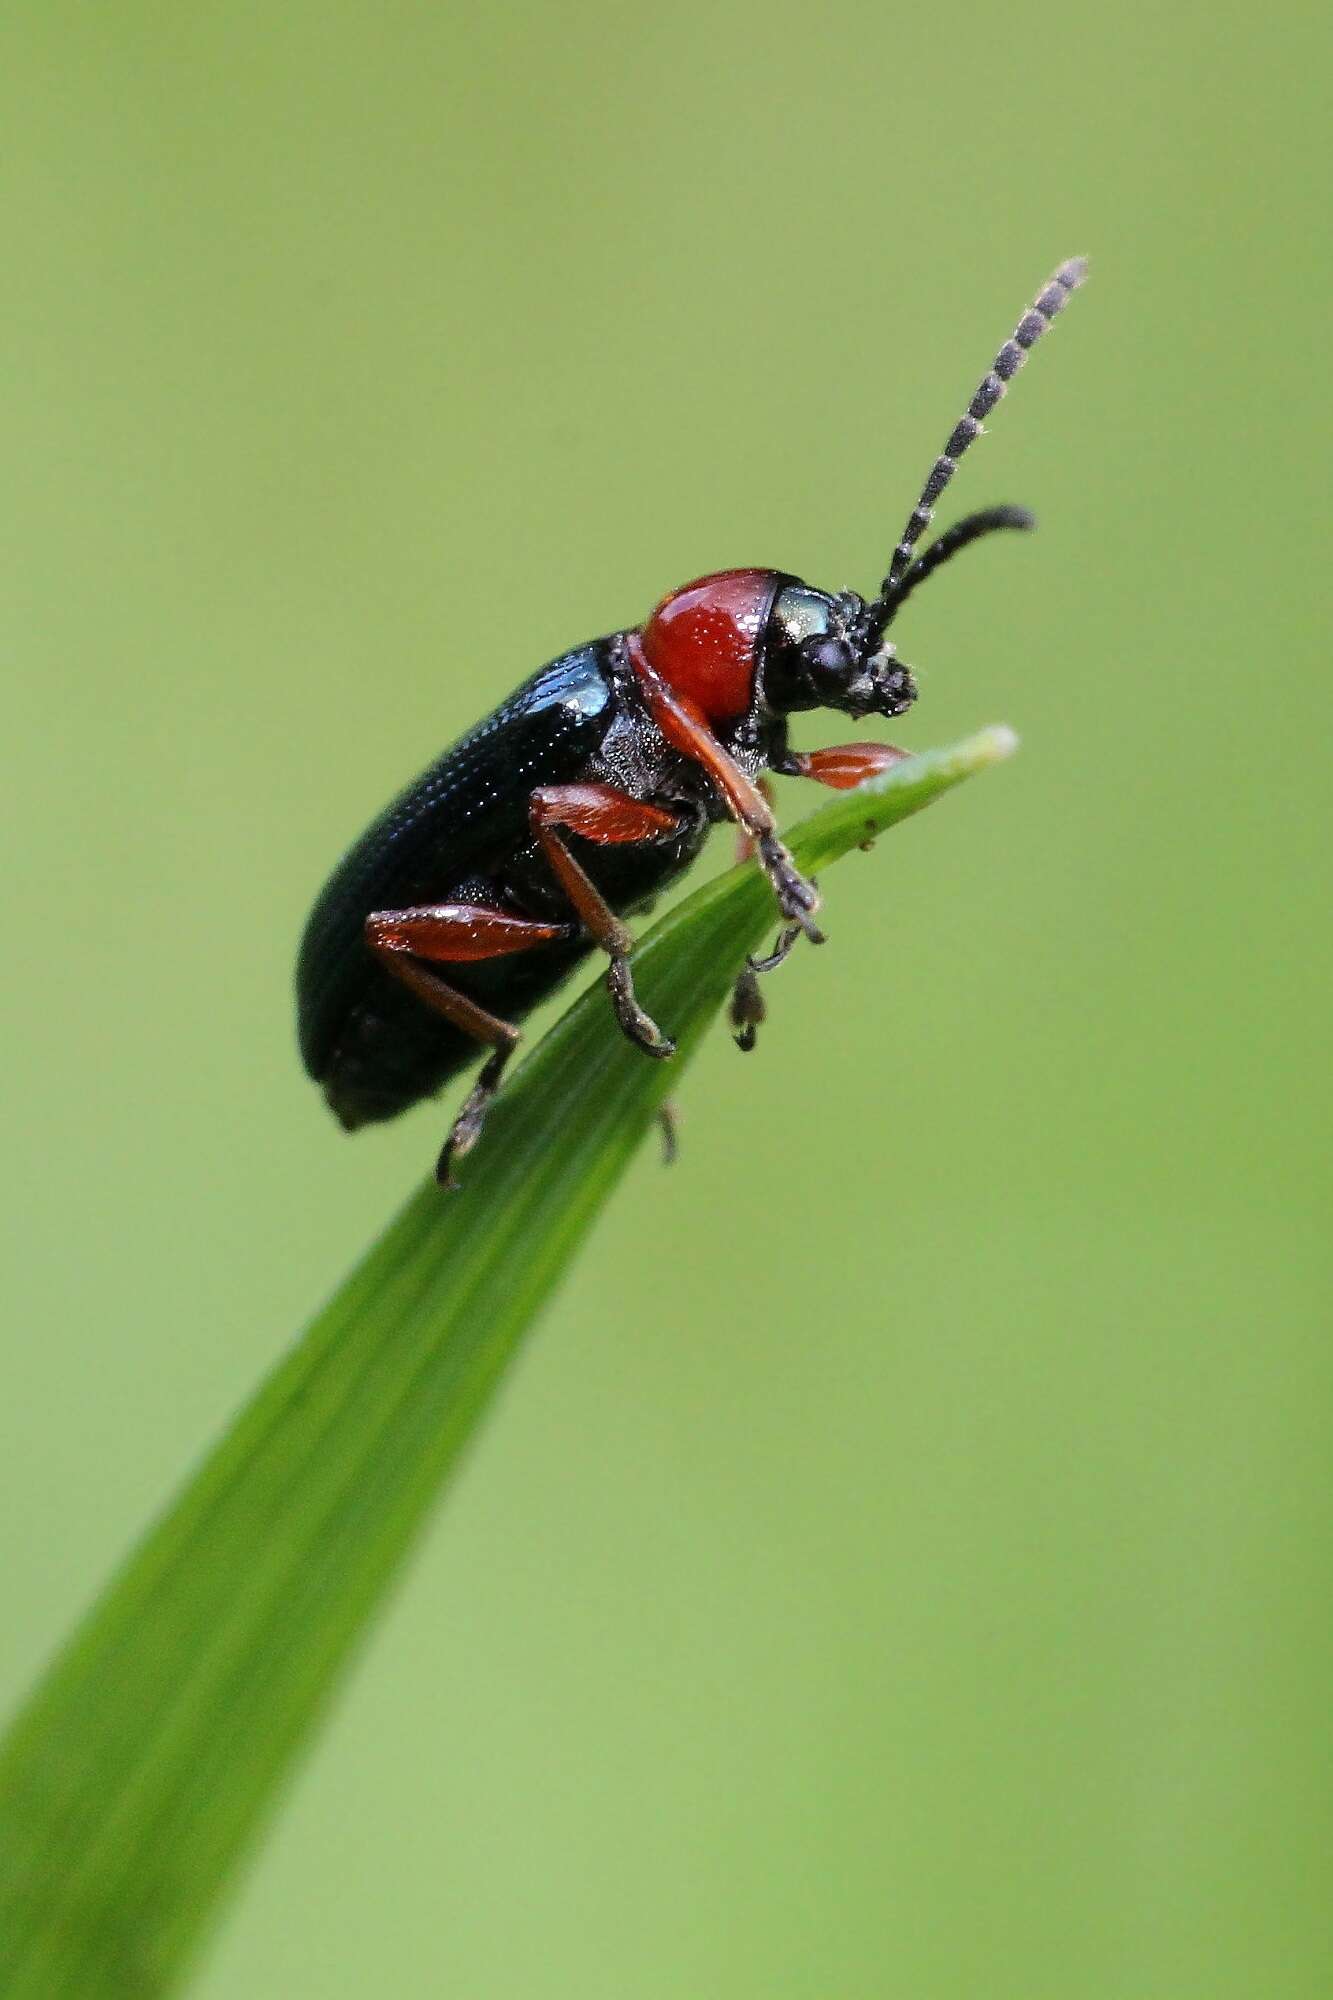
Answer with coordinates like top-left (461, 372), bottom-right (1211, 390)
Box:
top-left (861, 256), bottom-right (1088, 643)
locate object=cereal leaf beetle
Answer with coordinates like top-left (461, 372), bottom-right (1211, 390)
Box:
top-left (297, 257), bottom-right (1087, 1185)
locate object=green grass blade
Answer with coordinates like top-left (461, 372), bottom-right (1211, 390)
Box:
top-left (0, 726), bottom-right (1015, 1998)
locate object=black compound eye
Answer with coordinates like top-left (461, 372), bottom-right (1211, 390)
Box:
top-left (763, 581), bottom-right (851, 714)
top-left (801, 634), bottom-right (855, 679)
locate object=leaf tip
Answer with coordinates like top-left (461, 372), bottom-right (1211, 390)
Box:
top-left (962, 723), bottom-right (1020, 769)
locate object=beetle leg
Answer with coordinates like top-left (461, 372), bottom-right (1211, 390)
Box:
top-left (728, 923), bottom-right (804, 1053)
top-left (367, 903), bottom-right (576, 964)
top-left (724, 776), bottom-right (794, 1050)
top-left (729, 965), bottom-right (765, 1053)
top-left (726, 743), bottom-right (911, 1051)
top-left (749, 925), bottom-right (804, 974)
top-left (365, 903), bottom-right (575, 1188)
top-left (734, 775), bottom-right (775, 865)
top-left (726, 744), bottom-right (910, 1051)
top-left (528, 784), bottom-right (682, 1059)
top-left (777, 742), bottom-right (910, 790)
top-left (627, 638), bottom-right (823, 942)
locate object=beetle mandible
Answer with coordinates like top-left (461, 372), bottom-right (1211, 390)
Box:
top-left (297, 257), bottom-right (1087, 1186)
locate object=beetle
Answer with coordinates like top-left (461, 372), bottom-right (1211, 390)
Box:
top-left (297, 257), bottom-right (1086, 1186)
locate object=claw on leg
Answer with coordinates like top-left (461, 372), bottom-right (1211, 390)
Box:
top-left (436, 1043), bottom-right (515, 1190)
top-left (731, 921), bottom-right (803, 1053)
top-left (608, 956), bottom-right (675, 1058)
top-left (756, 832), bottom-right (823, 943)
top-left (749, 924), bottom-right (802, 976)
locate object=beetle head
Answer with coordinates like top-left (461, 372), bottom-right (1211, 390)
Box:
top-left (761, 582), bottom-right (917, 721)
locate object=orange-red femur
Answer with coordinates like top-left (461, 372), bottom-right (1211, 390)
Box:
top-left (637, 568), bottom-right (780, 723)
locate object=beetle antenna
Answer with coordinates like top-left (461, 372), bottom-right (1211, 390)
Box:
top-left (862, 256), bottom-right (1088, 643)
top-left (878, 504), bottom-right (1034, 628)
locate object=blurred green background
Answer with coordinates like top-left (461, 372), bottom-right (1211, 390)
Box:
top-left (2, 1), bottom-right (1328, 1994)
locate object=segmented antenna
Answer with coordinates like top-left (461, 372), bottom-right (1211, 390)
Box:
top-left (882, 503), bottom-right (1034, 625)
top-left (862, 256), bottom-right (1088, 640)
